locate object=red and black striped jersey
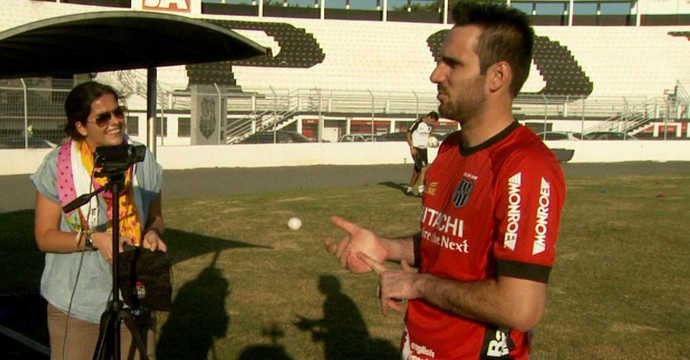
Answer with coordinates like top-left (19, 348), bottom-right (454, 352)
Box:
top-left (403, 122), bottom-right (566, 360)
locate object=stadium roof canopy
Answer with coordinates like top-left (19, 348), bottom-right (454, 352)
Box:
top-left (0, 10), bottom-right (267, 79)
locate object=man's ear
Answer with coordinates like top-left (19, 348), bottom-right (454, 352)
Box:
top-left (488, 61), bottom-right (512, 93)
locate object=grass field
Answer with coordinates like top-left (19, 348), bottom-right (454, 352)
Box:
top-left (2, 172), bottom-right (689, 359)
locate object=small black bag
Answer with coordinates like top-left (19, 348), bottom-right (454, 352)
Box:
top-left (118, 247), bottom-right (173, 312)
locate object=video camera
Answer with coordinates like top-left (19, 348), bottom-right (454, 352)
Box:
top-left (94, 144), bottom-right (146, 177)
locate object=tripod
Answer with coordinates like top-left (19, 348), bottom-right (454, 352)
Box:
top-left (63, 169), bottom-right (150, 360)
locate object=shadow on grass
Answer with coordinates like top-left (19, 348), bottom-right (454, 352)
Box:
top-left (0, 209), bottom-right (44, 296)
top-left (156, 253), bottom-right (229, 359)
top-left (0, 210), bottom-right (270, 360)
top-left (294, 274), bottom-right (400, 360)
top-left (157, 230), bottom-right (270, 359)
top-left (163, 228), bottom-right (272, 265)
top-left (237, 323), bottom-right (293, 360)
top-left (378, 181), bottom-right (409, 195)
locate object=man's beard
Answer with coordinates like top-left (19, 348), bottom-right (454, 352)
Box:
top-left (438, 77), bottom-right (486, 123)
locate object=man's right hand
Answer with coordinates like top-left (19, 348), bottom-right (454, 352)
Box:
top-left (324, 216), bottom-right (388, 273)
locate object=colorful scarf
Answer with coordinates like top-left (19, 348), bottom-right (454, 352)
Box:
top-left (57, 139), bottom-right (142, 246)
top-left (77, 140), bottom-right (142, 246)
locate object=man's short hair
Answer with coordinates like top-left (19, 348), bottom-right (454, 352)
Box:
top-left (451, 1), bottom-right (534, 97)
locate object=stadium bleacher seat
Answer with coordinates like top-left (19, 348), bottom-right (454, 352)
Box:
top-left (2, 1), bottom-right (689, 101)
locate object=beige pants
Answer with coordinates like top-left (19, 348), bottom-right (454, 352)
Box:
top-left (47, 303), bottom-right (156, 360)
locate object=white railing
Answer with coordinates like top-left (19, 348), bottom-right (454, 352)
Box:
top-left (1, 83), bottom-right (688, 149)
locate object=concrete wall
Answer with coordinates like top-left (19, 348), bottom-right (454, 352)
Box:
top-left (2, 140), bottom-right (689, 176)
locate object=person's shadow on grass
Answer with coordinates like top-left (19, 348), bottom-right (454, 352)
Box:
top-left (156, 246), bottom-right (231, 359)
top-left (156, 258), bottom-right (228, 359)
top-left (378, 181), bottom-right (410, 195)
top-left (295, 274), bottom-right (400, 360)
top-left (237, 323), bottom-right (293, 360)
top-left (155, 228), bottom-right (271, 359)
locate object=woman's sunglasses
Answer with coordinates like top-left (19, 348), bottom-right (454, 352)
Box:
top-left (89, 106), bottom-right (127, 126)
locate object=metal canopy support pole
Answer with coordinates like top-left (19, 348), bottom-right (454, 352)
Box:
top-left (147, 67), bottom-right (157, 158)
top-left (318, 89), bottom-right (324, 142)
top-left (214, 83), bottom-right (222, 145)
top-left (382, 0), bottom-right (388, 21)
top-left (20, 78), bottom-right (28, 149)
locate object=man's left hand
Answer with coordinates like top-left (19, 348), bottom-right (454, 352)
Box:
top-left (357, 252), bottom-right (419, 316)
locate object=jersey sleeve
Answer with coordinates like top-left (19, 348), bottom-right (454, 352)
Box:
top-left (408, 119), bottom-right (421, 133)
top-left (492, 149), bottom-right (565, 283)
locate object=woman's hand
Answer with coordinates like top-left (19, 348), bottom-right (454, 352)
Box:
top-left (141, 228), bottom-right (167, 252)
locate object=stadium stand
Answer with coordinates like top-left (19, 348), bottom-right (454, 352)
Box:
top-left (1, 1), bottom-right (689, 98)
top-left (1, 0), bottom-right (689, 145)
top-left (536, 26), bottom-right (690, 96)
top-left (3, 1), bottom-right (687, 98)
top-left (532, 35), bottom-right (593, 96)
top-left (166, 18), bottom-right (690, 100)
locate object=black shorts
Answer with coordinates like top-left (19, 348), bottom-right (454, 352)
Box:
top-left (412, 147), bottom-right (428, 172)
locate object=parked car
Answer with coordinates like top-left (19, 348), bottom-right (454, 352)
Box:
top-left (338, 134), bottom-right (375, 142)
top-left (535, 131), bottom-right (591, 141)
top-left (587, 131), bottom-right (638, 140)
top-left (551, 148), bottom-right (575, 163)
top-left (435, 132), bottom-right (453, 141)
top-left (375, 132), bottom-right (408, 142)
top-left (238, 131), bottom-right (313, 144)
top-left (0, 135), bottom-right (57, 149)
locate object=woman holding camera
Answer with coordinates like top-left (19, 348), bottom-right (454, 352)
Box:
top-left (31, 81), bottom-right (166, 359)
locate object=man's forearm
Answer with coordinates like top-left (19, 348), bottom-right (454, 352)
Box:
top-left (381, 233), bottom-right (420, 266)
top-left (414, 274), bottom-right (547, 332)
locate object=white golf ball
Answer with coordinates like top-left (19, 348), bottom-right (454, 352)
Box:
top-left (287, 217), bottom-right (302, 230)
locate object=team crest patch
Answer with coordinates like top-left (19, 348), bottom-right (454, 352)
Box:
top-left (452, 178), bottom-right (474, 208)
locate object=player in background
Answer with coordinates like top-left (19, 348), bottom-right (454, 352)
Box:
top-left (405, 111), bottom-right (439, 196)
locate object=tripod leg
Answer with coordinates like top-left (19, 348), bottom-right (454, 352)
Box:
top-left (122, 310), bottom-right (152, 360)
top-left (93, 310), bottom-right (115, 360)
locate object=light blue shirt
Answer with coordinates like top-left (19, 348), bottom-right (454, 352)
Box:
top-left (31, 140), bottom-right (162, 323)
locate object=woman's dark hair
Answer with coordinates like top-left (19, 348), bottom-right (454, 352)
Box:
top-left (64, 81), bottom-right (121, 139)
top-left (452, 1), bottom-right (534, 97)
